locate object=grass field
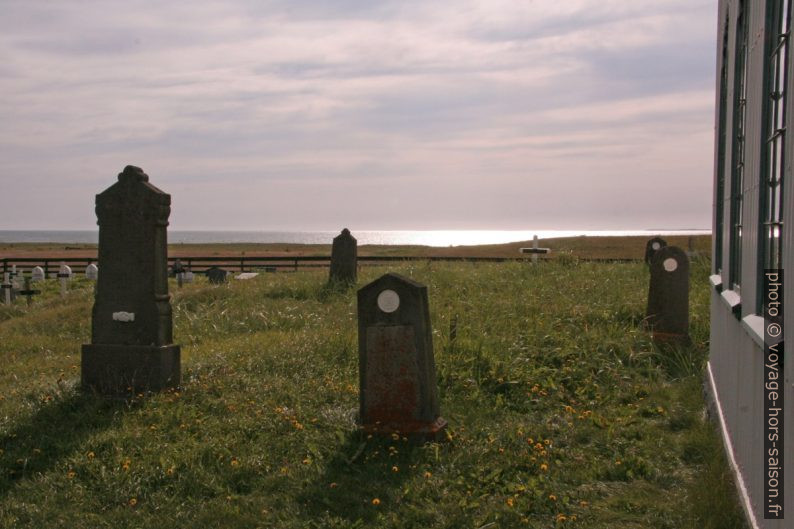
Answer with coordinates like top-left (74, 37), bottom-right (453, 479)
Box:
top-left (0, 257), bottom-right (746, 528)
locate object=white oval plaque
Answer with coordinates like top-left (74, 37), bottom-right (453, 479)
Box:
top-left (652, 242), bottom-right (661, 250)
top-left (377, 289), bottom-right (400, 313)
top-left (663, 258), bottom-right (678, 272)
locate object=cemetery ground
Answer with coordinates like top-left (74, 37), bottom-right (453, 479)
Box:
top-left (0, 258), bottom-right (746, 528)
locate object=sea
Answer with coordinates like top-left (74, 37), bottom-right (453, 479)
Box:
top-left (0, 229), bottom-right (711, 247)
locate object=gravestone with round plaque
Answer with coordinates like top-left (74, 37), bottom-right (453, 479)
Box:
top-left (357, 272), bottom-right (447, 441)
top-left (644, 237), bottom-right (668, 265)
top-left (646, 245), bottom-right (689, 343)
top-left (81, 165), bottom-right (180, 395)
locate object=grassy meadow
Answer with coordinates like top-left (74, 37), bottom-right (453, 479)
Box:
top-left (0, 257), bottom-right (746, 528)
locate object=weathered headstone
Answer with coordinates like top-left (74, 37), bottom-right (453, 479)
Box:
top-left (329, 228), bottom-right (357, 284)
top-left (1, 273), bottom-right (13, 305)
top-left (235, 272), bottom-right (259, 280)
top-left (206, 266), bottom-right (228, 284)
top-left (183, 269), bottom-right (194, 283)
top-left (81, 165), bottom-right (180, 395)
top-left (357, 273), bottom-right (447, 441)
top-left (172, 259), bottom-right (185, 288)
top-left (31, 266), bottom-right (45, 282)
top-left (644, 237), bottom-right (667, 265)
top-left (85, 263), bottom-right (99, 281)
top-left (646, 246), bottom-right (689, 343)
top-left (58, 262), bottom-right (72, 297)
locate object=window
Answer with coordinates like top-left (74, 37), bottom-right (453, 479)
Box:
top-left (730, 1), bottom-right (749, 291)
top-left (761, 0), bottom-right (791, 273)
top-left (716, 15), bottom-right (731, 275)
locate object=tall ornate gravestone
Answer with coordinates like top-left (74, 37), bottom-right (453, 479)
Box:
top-left (329, 228), bottom-right (357, 284)
top-left (646, 245), bottom-right (689, 343)
top-left (357, 273), bottom-right (447, 441)
top-left (82, 165), bottom-right (180, 395)
top-left (644, 237), bottom-right (667, 265)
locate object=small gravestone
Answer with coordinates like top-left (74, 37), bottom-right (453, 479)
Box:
top-left (644, 237), bottom-right (667, 265)
top-left (329, 228), bottom-right (357, 284)
top-left (58, 263), bottom-right (72, 297)
top-left (1, 273), bottom-right (14, 304)
top-left (646, 246), bottom-right (689, 343)
top-left (85, 263), bottom-right (99, 281)
top-left (31, 266), bottom-right (45, 282)
top-left (206, 266), bottom-right (228, 284)
top-left (357, 273), bottom-right (447, 441)
top-left (183, 269), bottom-right (194, 283)
top-left (81, 165), bottom-right (180, 395)
top-left (173, 259), bottom-right (185, 288)
top-left (235, 272), bottom-right (258, 280)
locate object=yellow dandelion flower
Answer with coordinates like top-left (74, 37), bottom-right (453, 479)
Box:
top-left (540, 463), bottom-right (549, 472)
top-left (615, 459), bottom-right (622, 466)
top-left (498, 448), bottom-right (505, 454)
top-left (549, 494), bottom-right (557, 502)
top-left (66, 470), bottom-right (76, 479)
top-left (391, 466), bottom-right (399, 473)
top-left (280, 466), bottom-right (288, 475)
top-left (329, 482), bottom-right (338, 488)
top-left (540, 450), bottom-right (547, 457)
top-left (129, 498), bottom-right (137, 507)
top-left (302, 458), bottom-right (311, 465)
top-left (556, 513), bottom-right (567, 522)
top-left (570, 515), bottom-right (578, 521)
top-left (32, 448), bottom-right (41, 455)
top-left (231, 458), bottom-right (240, 467)
top-left (506, 498), bottom-right (514, 507)
top-left (564, 405), bottom-right (574, 414)
top-left (526, 437), bottom-right (534, 445)
top-left (166, 466), bottom-right (175, 476)
top-left (371, 498), bottom-right (381, 506)
top-left (535, 443), bottom-right (543, 451)
top-left (544, 439), bottom-right (551, 446)
top-left (423, 471), bottom-right (432, 478)
top-left (87, 451), bottom-right (95, 459)
top-left (391, 433), bottom-right (400, 441)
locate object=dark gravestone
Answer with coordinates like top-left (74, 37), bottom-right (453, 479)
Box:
top-left (644, 237), bottom-right (667, 265)
top-left (646, 246), bottom-right (689, 343)
top-left (329, 228), bottom-right (357, 284)
top-left (81, 165), bottom-right (180, 395)
top-left (357, 273), bottom-right (447, 441)
top-left (206, 266), bottom-right (228, 284)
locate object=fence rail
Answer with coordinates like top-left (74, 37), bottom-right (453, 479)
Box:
top-left (1, 254), bottom-right (640, 276)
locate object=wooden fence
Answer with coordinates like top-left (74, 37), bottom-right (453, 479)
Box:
top-left (0, 254), bottom-right (643, 277)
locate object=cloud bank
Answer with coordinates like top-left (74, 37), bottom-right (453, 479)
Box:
top-left (0, 0), bottom-right (717, 231)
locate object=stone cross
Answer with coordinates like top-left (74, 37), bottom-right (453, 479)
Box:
top-left (646, 245), bottom-right (689, 343)
top-left (18, 277), bottom-right (40, 306)
top-left (644, 237), bottom-right (667, 265)
top-left (81, 165), bottom-right (180, 395)
top-left (329, 228), bottom-right (357, 284)
top-left (357, 272), bottom-right (447, 441)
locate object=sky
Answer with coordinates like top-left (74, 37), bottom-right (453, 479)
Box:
top-left (0, 0), bottom-right (718, 231)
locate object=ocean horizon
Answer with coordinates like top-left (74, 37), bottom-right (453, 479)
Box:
top-left (0, 229), bottom-right (711, 247)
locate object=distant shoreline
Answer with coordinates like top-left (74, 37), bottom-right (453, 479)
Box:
top-left (0, 234), bottom-right (712, 260)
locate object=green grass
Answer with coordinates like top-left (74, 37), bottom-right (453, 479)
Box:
top-left (0, 260), bottom-right (747, 528)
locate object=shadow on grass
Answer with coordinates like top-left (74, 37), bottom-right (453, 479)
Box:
top-left (0, 391), bottom-right (129, 497)
top-left (297, 430), bottom-right (423, 525)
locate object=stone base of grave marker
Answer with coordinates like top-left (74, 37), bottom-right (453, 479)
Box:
top-left (81, 344), bottom-right (180, 395)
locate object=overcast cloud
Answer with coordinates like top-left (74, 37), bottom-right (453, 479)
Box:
top-left (0, 0), bottom-right (717, 231)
